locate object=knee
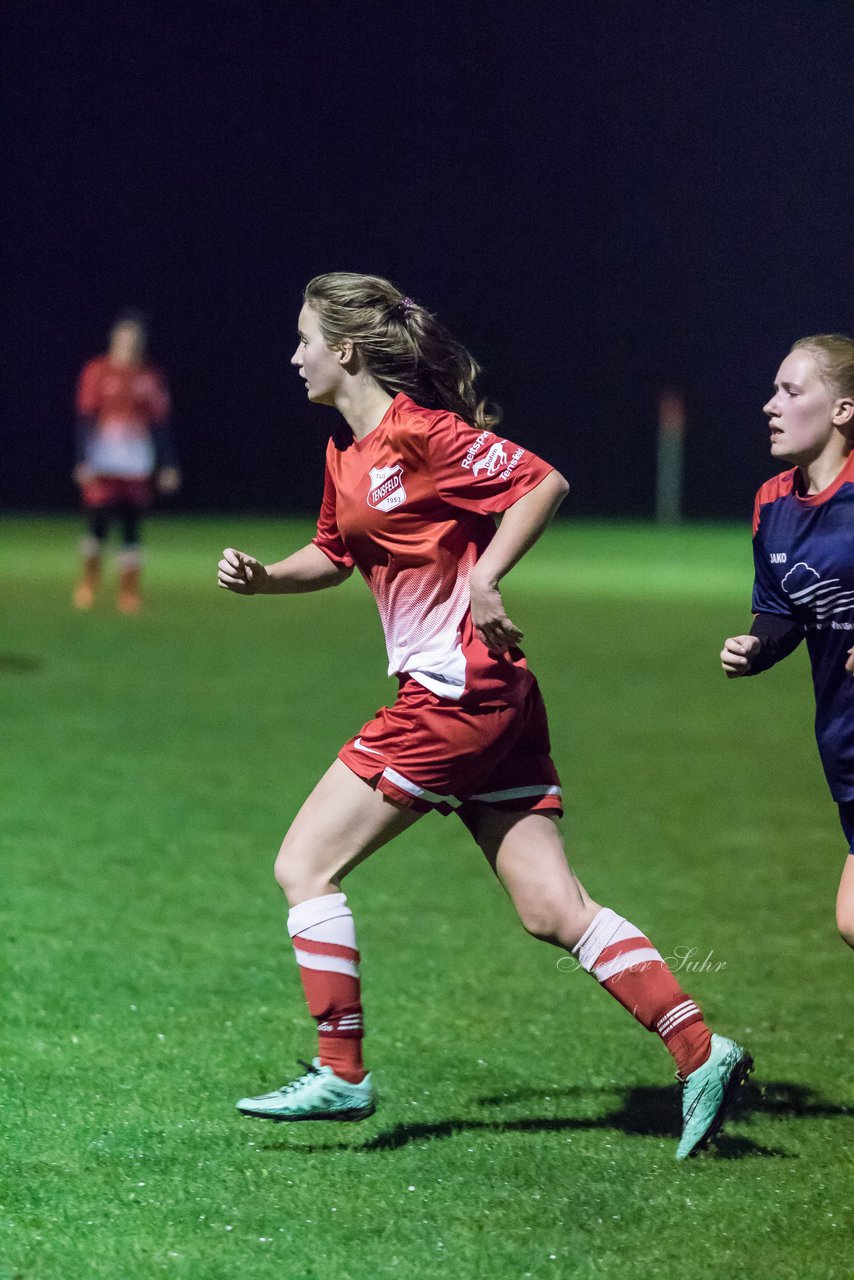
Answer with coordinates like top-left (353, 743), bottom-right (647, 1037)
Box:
top-left (514, 901), bottom-right (582, 949)
top-left (273, 840), bottom-right (331, 906)
top-left (516, 906), bottom-right (557, 944)
top-left (273, 846), bottom-right (303, 901)
top-left (514, 895), bottom-right (599, 950)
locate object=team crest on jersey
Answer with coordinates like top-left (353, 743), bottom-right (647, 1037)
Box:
top-left (367, 464), bottom-right (407, 512)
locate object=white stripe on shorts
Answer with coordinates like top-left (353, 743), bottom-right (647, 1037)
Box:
top-left (381, 766), bottom-right (462, 809)
top-left (468, 784), bottom-right (563, 803)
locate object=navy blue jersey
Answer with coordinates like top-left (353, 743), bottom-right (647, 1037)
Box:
top-left (752, 452), bottom-right (854, 801)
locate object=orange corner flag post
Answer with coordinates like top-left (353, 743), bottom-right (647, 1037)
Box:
top-left (656, 388), bottom-right (686, 524)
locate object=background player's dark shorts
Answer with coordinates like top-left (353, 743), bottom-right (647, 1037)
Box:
top-left (82, 477), bottom-right (154, 509)
top-left (838, 800), bottom-right (854, 854)
top-left (338, 674), bottom-right (563, 816)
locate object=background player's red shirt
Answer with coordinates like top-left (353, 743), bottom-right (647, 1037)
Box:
top-left (312, 393), bottom-right (556, 701)
top-left (77, 356), bottom-right (170, 429)
top-left (76, 356), bottom-right (170, 480)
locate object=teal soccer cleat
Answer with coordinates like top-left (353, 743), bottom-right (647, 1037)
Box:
top-left (676, 1034), bottom-right (753, 1160)
top-left (236, 1058), bottom-right (377, 1122)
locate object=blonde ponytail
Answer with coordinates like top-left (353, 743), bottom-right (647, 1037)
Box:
top-left (304, 273), bottom-right (501, 430)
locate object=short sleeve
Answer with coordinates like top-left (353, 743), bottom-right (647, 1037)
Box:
top-left (76, 360), bottom-right (101, 415)
top-left (751, 503), bottom-right (794, 618)
top-left (423, 414), bottom-right (556, 514)
top-left (311, 462), bottom-right (355, 570)
top-left (146, 369), bottom-right (171, 423)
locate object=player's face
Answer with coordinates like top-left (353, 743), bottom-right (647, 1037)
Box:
top-left (763, 352), bottom-right (840, 466)
top-left (110, 321), bottom-right (146, 364)
top-left (291, 305), bottom-right (346, 405)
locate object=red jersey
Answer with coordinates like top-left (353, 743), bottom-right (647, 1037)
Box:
top-left (312, 393), bottom-right (556, 701)
top-left (77, 356), bottom-right (170, 480)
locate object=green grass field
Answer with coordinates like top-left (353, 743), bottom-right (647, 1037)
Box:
top-left (2, 515), bottom-right (853, 1280)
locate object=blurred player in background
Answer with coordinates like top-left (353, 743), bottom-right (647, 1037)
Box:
top-left (72, 312), bottom-right (180, 613)
top-left (721, 334), bottom-right (854, 946)
top-left (219, 272), bottom-right (750, 1160)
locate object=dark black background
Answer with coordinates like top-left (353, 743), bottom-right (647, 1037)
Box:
top-left (4, 0), bottom-right (853, 517)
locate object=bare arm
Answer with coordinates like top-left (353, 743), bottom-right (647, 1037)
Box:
top-left (469, 469), bottom-right (570, 653)
top-left (217, 543), bottom-right (353, 596)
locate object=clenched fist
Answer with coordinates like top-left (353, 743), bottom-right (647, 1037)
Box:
top-left (217, 548), bottom-right (270, 595)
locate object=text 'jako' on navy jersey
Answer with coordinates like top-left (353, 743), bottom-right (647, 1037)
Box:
top-left (752, 452), bottom-right (854, 802)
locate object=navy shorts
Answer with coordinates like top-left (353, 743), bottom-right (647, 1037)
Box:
top-left (838, 800), bottom-right (854, 854)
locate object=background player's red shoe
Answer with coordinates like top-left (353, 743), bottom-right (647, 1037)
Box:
top-left (72, 556), bottom-right (100, 610)
top-left (117, 565), bottom-right (142, 614)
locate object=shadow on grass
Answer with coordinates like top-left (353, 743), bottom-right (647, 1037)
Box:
top-left (0, 653), bottom-right (43, 673)
top-left (477, 1079), bottom-right (847, 1124)
top-left (259, 1079), bottom-right (835, 1158)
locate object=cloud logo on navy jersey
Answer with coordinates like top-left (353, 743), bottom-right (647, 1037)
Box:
top-left (779, 560), bottom-right (854, 627)
top-left (782, 563), bottom-right (821, 595)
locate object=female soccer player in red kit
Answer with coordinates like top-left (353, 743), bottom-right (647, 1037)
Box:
top-left (73, 313), bottom-right (180, 613)
top-left (721, 334), bottom-right (854, 947)
top-left (219, 273), bottom-right (750, 1159)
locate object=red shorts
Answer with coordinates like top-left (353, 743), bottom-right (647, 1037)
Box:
top-left (338, 675), bottom-right (563, 816)
top-left (82, 477), bottom-right (154, 510)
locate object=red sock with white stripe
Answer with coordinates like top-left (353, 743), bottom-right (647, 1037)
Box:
top-left (287, 892), bottom-right (365, 1084)
top-left (572, 908), bottom-right (712, 1077)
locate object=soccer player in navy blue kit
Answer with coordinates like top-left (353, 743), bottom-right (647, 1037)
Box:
top-left (721, 334), bottom-right (854, 946)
